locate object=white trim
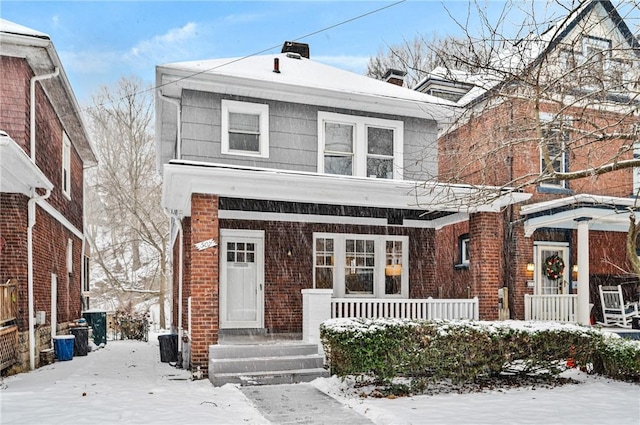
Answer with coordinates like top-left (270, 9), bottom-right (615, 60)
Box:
top-left (317, 111), bottom-right (403, 179)
top-left (221, 99), bottom-right (269, 158)
top-left (37, 199), bottom-right (83, 239)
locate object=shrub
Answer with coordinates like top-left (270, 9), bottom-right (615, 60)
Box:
top-left (320, 319), bottom-right (640, 384)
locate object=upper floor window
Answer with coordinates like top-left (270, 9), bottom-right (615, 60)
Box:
top-left (540, 114), bottom-right (569, 188)
top-left (62, 131), bottom-right (71, 198)
top-left (221, 100), bottom-right (269, 158)
top-left (318, 112), bottom-right (403, 179)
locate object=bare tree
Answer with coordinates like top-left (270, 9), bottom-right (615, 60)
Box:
top-left (85, 76), bottom-right (168, 328)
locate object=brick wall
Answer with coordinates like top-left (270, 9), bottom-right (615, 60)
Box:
top-left (469, 212), bottom-right (505, 320)
top-left (434, 222), bottom-right (471, 299)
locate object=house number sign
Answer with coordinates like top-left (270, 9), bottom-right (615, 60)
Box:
top-left (195, 238), bottom-right (218, 251)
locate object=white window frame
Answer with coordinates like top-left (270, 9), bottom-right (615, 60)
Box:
top-left (221, 99), bottom-right (269, 158)
top-left (313, 232), bottom-right (409, 298)
top-left (633, 140), bottom-right (640, 197)
top-left (66, 238), bottom-right (73, 274)
top-left (62, 131), bottom-right (71, 199)
top-left (317, 111), bottom-right (403, 179)
top-left (460, 235), bottom-right (470, 265)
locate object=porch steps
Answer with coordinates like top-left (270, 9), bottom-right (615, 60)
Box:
top-left (209, 343), bottom-right (329, 386)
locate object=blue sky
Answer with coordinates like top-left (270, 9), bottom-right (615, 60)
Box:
top-left (1, 1), bottom-right (638, 105)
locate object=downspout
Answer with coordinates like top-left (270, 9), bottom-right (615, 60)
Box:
top-left (28, 68), bottom-right (58, 370)
top-left (167, 212), bottom-right (184, 351)
top-left (28, 187), bottom-right (52, 370)
top-left (30, 68), bottom-right (59, 162)
top-left (157, 91), bottom-right (182, 160)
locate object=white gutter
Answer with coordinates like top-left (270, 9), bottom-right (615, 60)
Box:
top-left (30, 67), bottom-right (59, 162)
top-left (28, 187), bottom-right (51, 370)
top-left (157, 91), bottom-right (182, 160)
top-left (166, 211), bottom-right (184, 352)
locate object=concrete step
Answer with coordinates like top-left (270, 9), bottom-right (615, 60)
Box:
top-left (210, 353), bottom-right (324, 374)
top-left (211, 368), bottom-right (330, 386)
top-left (210, 343), bottom-right (320, 359)
top-left (209, 342), bottom-right (328, 386)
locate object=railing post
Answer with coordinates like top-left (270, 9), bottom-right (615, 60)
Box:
top-left (302, 289), bottom-right (333, 345)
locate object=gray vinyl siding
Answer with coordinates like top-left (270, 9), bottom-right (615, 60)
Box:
top-left (165, 89), bottom-right (438, 180)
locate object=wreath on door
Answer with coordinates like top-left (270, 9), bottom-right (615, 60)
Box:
top-left (544, 254), bottom-right (565, 280)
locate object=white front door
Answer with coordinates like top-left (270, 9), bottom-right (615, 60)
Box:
top-left (534, 243), bottom-right (570, 295)
top-left (220, 230), bottom-right (264, 329)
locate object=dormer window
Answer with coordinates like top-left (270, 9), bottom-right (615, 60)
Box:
top-left (221, 100), bottom-right (269, 158)
top-left (318, 112), bottom-right (403, 179)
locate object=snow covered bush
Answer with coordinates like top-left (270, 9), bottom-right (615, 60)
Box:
top-left (320, 318), bottom-right (640, 384)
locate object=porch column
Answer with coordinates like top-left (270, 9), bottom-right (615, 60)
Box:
top-left (576, 218), bottom-right (591, 325)
top-left (302, 289), bottom-right (333, 345)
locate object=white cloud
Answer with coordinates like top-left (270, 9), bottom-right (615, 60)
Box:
top-left (127, 22), bottom-right (200, 62)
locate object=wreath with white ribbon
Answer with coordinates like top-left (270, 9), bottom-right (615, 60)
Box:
top-left (544, 254), bottom-right (565, 280)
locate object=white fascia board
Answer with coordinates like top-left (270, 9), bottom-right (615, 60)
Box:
top-left (520, 194), bottom-right (637, 216)
top-left (162, 161), bottom-right (529, 217)
top-left (0, 133), bottom-right (54, 194)
top-left (523, 206), bottom-right (631, 237)
top-left (157, 69), bottom-right (456, 122)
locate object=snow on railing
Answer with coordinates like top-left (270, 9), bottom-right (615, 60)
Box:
top-left (524, 294), bottom-right (577, 322)
top-left (330, 297), bottom-right (479, 321)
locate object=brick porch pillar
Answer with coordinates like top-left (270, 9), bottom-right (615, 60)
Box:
top-left (189, 194), bottom-right (219, 376)
top-left (469, 212), bottom-right (505, 320)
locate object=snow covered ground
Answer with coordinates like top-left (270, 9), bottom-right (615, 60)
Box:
top-left (1, 333), bottom-right (638, 424)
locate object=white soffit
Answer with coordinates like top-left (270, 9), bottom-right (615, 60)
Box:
top-left (0, 132), bottom-right (54, 195)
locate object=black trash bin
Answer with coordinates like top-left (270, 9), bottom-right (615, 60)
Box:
top-left (68, 326), bottom-right (89, 356)
top-left (158, 334), bottom-right (178, 363)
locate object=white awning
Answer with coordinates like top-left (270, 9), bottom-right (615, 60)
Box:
top-left (521, 194), bottom-right (635, 236)
top-left (162, 160), bottom-right (530, 227)
top-left (0, 131), bottom-right (54, 195)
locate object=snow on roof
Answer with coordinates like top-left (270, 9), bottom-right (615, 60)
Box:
top-left (162, 53), bottom-right (456, 109)
top-left (0, 18), bottom-right (50, 39)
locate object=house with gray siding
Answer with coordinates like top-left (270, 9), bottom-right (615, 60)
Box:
top-left (155, 42), bottom-right (528, 380)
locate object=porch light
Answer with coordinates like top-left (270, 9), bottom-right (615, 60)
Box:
top-left (572, 264), bottom-right (578, 273)
top-left (526, 263), bottom-right (535, 272)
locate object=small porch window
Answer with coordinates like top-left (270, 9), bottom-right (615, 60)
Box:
top-left (62, 132), bottom-right (71, 198)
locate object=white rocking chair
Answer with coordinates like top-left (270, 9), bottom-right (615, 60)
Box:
top-left (598, 285), bottom-right (639, 328)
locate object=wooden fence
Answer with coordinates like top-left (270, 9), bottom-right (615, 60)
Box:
top-left (331, 297), bottom-right (479, 320)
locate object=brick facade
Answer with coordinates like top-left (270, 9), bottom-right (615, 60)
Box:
top-left (1, 53), bottom-right (87, 374)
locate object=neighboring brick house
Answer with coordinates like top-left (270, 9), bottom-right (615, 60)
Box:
top-left (417, 0), bottom-right (640, 323)
top-left (156, 43), bottom-right (529, 375)
top-left (0, 19), bottom-right (96, 373)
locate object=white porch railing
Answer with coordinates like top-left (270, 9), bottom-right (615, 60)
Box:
top-left (330, 297), bottom-right (479, 321)
top-left (524, 294), bottom-right (577, 322)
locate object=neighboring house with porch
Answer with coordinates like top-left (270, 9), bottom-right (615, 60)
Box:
top-left (0, 19), bottom-right (96, 374)
top-left (156, 43), bottom-right (529, 378)
top-left (417, 0), bottom-right (640, 325)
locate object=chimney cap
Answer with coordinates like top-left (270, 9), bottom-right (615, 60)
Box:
top-left (383, 68), bottom-right (407, 87)
top-left (281, 41), bottom-right (310, 59)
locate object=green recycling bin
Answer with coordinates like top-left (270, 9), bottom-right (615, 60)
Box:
top-left (82, 311), bottom-right (107, 345)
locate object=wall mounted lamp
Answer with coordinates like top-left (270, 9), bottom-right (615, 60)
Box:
top-left (526, 263), bottom-right (535, 272)
top-left (286, 247), bottom-right (293, 257)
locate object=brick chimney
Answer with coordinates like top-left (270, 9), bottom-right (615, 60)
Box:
top-left (383, 68), bottom-right (406, 87)
top-left (281, 41), bottom-right (310, 59)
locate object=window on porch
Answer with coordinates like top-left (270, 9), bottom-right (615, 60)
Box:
top-left (313, 233), bottom-right (408, 298)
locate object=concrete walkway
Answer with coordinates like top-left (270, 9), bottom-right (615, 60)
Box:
top-left (241, 383), bottom-right (373, 425)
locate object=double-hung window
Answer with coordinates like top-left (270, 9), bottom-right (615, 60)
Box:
top-left (313, 233), bottom-right (408, 298)
top-left (62, 131), bottom-right (71, 198)
top-left (318, 112), bottom-right (403, 179)
top-left (221, 99), bottom-right (269, 158)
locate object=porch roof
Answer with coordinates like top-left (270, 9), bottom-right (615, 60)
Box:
top-left (162, 160), bottom-right (530, 228)
top-left (521, 194), bottom-right (636, 237)
top-left (0, 131), bottom-right (54, 195)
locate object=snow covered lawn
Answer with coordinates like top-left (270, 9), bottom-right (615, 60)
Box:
top-left (1, 334), bottom-right (638, 424)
